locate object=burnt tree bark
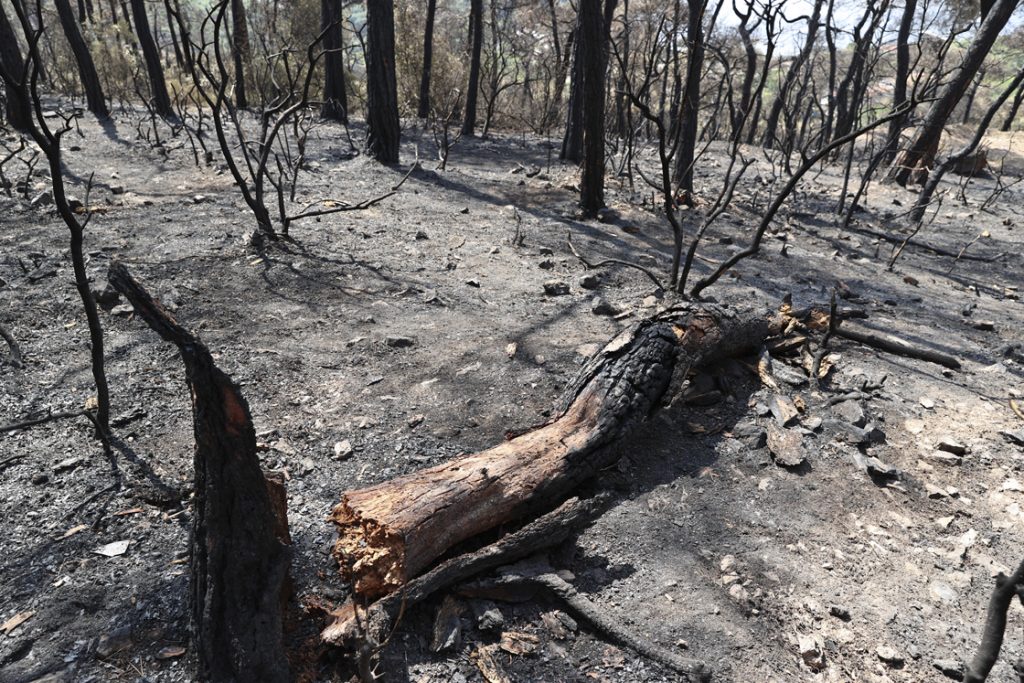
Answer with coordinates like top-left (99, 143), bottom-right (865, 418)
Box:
top-left (673, 0), bottom-right (706, 200)
top-left (53, 0), bottom-right (109, 117)
top-left (560, 7), bottom-right (585, 161)
top-left (130, 0), bottom-right (173, 119)
top-left (579, 0), bottom-right (608, 216)
top-left (1000, 78), bottom-right (1024, 131)
top-left (0, 5), bottom-right (30, 132)
top-left (321, 0), bottom-right (349, 122)
top-left (328, 304), bottom-right (777, 600)
top-left (416, 0), bottom-right (437, 119)
top-left (461, 0), bottom-right (484, 136)
top-left (108, 262), bottom-right (290, 683)
top-left (365, 0), bottom-right (400, 163)
top-left (762, 0), bottom-right (823, 148)
top-left (230, 0), bottom-right (249, 108)
top-left (889, 0), bottom-right (1019, 186)
top-left (884, 0), bottom-right (917, 161)
top-left (964, 558), bottom-right (1024, 683)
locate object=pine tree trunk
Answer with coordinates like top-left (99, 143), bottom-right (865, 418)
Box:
top-left (884, 0), bottom-right (917, 161)
top-left (889, 0), bottom-right (1020, 186)
top-left (0, 5), bottom-right (30, 132)
top-left (461, 0), bottom-right (483, 136)
top-left (366, 0), bottom-right (400, 163)
top-left (673, 0), bottom-right (705, 199)
top-left (130, 0), bottom-right (173, 119)
top-left (230, 0), bottom-right (249, 108)
top-left (416, 0), bottom-right (437, 118)
top-left (53, 0), bottom-right (109, 117)
top-left (321, 0), bottom-right (348, 122)
top-left (579, 0), bottom-right (606, 215)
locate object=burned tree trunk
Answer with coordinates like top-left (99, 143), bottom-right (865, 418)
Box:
top-left (130, 0), bottom-right (173, 119)
top-left (416, 0), bottom-right (437, 119)
top-left (108, 262), bottom-right (290, 683)
top-left (320, 0), bottom-right (349, 122)
top-left (329, 304), bottom-right (776, 600)
top-left (53, 0), bottom-right (109, 117)
top-left (889, 0), bottom-right (1019, 186)
top-left (0, 4), bottom-right (30, 132)
top-left (461, 0), bottom-right (484, 136)
top-left (365, 0), bottom-right (400, 163)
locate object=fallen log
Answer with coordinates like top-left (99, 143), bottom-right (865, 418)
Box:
top-left (835, 321), bottom-right (962, 370)
top-left (322, 493), bottom-right (611, 647)
top-left (109, 262), bottom-right (291, 683)
top-left (329, 304), bottom-right (779, 601)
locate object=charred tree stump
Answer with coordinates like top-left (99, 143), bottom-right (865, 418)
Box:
top-left (108, 262), bottom-right (290, 683)
top-left (329, 304), bottom-right (777, 602)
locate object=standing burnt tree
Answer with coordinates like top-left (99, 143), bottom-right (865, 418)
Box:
top-left (673, 0), bottom-right (709, 202)
top-left (889, 0), bottom-right (1020, 185)
top-left (366, 0), bottom-right (400, 163)
top-left (0, 4), bottom-right (30, 132)
top-left (579, 0), bottom-right (607, 216)
top-left (320, 0), bottom-right (348, 122)
top-left (461, 0), bottom-right (484, 136)
top-left (884, 0), bottom-right (918, 161)
top-left (417, 0), bottom-right (438, 119)
top-left (53, 0), bottom-right (109, 117)
top-left (130, 0), bottom-right (173, 119)
top-left (230, 0), bottom-right (249, 108)
top-left (0, 2), bottom-right (111, 434)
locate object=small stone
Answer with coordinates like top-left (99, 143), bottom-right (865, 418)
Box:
top-left (95, 627), bottom-right (133, 659)
top-left (476, 608), bottom-right (504, 632)
top-left (543, 280), bottom-right (570, 296)
top-left (385, 336), bottom-right (415, 348)
top-left (53, 456), bottom-right (84, 474)
top-left (769, 395), bottom-right (800, 427)
top-left (30, 190), bottom-right (53, 207)
top-left (596, 207), bottom-right (620, 223)
top-left (1000, 430), bottom-right (1024, 447)
top-left (831, 400), bottom-right (866, 428)
top-left (31, 473), bottom-right (49, 485)
top-left (110, 303), bottom-right (134, 317)
top-left (1001, 478), bottom-right (1024, 492)
top-left (192, 194), bottom-right (208, 203)
top-left (414, 230), bottom-right (429, 240)
top-left (459, 207), bottom-right (470, 214)
top-left (926, 483), bottom-right (949, 498)
top-left (539, 247), bottom-right (554, 256)
top-left (798, 633), bottom-right (826, 672)
top-left (972, 321), bottom-right (996, 331)
top-left (924, 451), bottom-right (962, 466)
top-left (579, 273), bottom-right (601, 290)
top-left (591, 297), bottom-right (619, 316)
top-left (93, 284), bottom-right (120, 307)
top-left (766, 425), bottom-right (806, 467)
top-left (408, 414), bottom-right (425, 429)
top-left (719, 555), bottom-right (736, 573)
top-left (876, 646), bottom-right (904, 666)
top-left (732, 422), bottom-right (767, 449)
top-left (929, 580), bottom-right (958, 603)
top-left (465, 278), bottom-right (481, 288)
top-left (829, 605), bottom-right (851, 621)
top-left (333, 440), bottom-right (353, 459)
top-left (803, 416), bottom-right (823, 432)
top-left (538, 259), bottom-right (555, 270)
top-left (932, 658), bottom-right (964, 680)
top-left (935, 437), bottom-right (968, 456)
top-left (110, 185), bottom-right (125, 195)
top-left (920, 396), bottom-right (936, 409)
top-left (67, 197), bottom-right (83, 212)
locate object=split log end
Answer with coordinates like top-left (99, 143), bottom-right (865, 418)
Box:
top-left (330, 498), bottom-right (407, 599)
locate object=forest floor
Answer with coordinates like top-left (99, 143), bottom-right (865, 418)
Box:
top-left (1, 110), bottom-right (1023, 683)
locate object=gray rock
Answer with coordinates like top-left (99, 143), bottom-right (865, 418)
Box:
top-left (769, 395), bottom-right (799, 427)
top-left (732, 422), bottom-right (767, 449)
top-left (95, 626), bottom-right (133, 659)
top-left (579, 273), bottom-right (601, 290)
top-left (924, 450), bottom-right (962, 466)
top-left (932, 659), bottom-right (964, 680)
top-left (30, 190), bottom-right (53, 207)
top-left (824, 419), bottom-right (885, 446)
top-left (385, 336), bottom-right (415, 348)
top-left (53, 456), bottom-right (84, 473)
top-left (829, 604), bottom-right (851, 621)
top-left (543, 280), bottom-right (570, 296)
top-left (110, 303), bottom-right (135, 317)
top-left (876, 646), bottom-right (904, 666)
top-left (110, 185), bottom-right (125, 195)
top-left (831, 400), bottom-right (867, 428)
top-left (935, 437), bottom-right (968, 456)
top-left (1001, 430), bottom-right (1024, 447)
top-left (31, 473), bottom-right (49, 485)
top-left (476, 607), bottom-right (504, 632)
top-left (538, 259), bottom-right (555, 270)
top-left (591, 297), bottom-right (619, 316)
top-left (93, 284), bottom-right (121, 308)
